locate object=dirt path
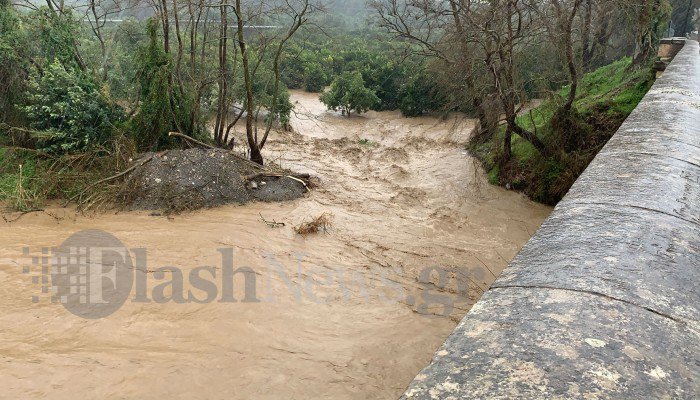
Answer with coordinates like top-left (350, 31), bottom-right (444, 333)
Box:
top-left (0, 91), bottom-right (551, 399)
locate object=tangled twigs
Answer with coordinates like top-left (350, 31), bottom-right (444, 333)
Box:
top-left (168, 131), bottom-right (216, 149)
top-left (64, 154), bottom-right (156, 207)
top-left (259, 212), bottom-right (286, 228)
top-left (294, 212), bottom-right (334, 235)
top-left (168, 132), bottom-right (266, 170)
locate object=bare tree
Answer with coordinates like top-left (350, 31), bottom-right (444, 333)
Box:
top-left (230, 0), bottom-right (319, 165)
top-left (548, 0), bottom-right (584, 112)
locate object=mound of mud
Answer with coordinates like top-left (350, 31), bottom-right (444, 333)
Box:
top-left (121, 149), bottom-right (307, 212)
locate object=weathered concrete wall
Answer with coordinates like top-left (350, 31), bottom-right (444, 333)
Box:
top-left (402, 41), bottom-right (700, 399)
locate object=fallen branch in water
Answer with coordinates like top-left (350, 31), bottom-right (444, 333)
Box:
top-left (284, 175), bottom-right (309, 191)
top-left (259, 212), bottom-right (286, 228)
top-left (243, 172), bottom-right (311, 181)
top-left (243, 172), bottom-right (311, 191)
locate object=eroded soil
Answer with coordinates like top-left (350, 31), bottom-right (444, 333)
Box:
top-left (0, 91), bottom-right (551, 399)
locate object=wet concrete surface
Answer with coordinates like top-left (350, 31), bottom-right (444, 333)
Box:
top-left (402, 40), bottom-right (700, 399)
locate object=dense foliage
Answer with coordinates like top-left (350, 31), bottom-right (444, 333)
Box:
top-left (0, 0), bottom-right (692, 209)
top-left (130, 19), bottom-right (198, 150)
top-left (320, 71), bottom-right (380, 115)
top-left (0, 0), bottom-right (27, 124)
top-left (280, 32), bottom-right (448, 116)
top-left (23, 61), bottom-right (124, 153)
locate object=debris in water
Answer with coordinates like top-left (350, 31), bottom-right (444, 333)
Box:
top-left (259, 213), bottom-right (286, 228)
top-left (293, 212), bottom-right (334, 235)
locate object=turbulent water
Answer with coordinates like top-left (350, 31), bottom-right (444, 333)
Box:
top-left (0, 91), bottom-right (551, 399)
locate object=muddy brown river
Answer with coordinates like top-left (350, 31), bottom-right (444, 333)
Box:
top-left (0, 91), bottom-right (551, 399)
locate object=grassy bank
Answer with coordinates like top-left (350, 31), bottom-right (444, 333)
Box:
top-left (471, 58), bottom-right (655, 205)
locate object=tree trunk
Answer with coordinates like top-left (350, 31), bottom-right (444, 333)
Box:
top-left (172, 0), bottom-right (185, 96)
top-left (502, 126), bottom-right (512, 163)
top-left (633, 0), bottom-right (663, 66)
top-left (582, 0), bottom-right (593, 68)
top-left (234, 0), bottom-right (259, 164)
top-left (160, 0), bottom-right (170, 54)
top-left (249, 144), bottom-right (263, 165)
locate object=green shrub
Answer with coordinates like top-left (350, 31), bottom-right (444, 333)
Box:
top-left (21, 60), bottom-right (123, 153)
top-left (320, 71), bottom-right (379, 116)
top-left (0, 150), bottom-right (40, 211)
top-left (0, 0), bottom-right (28, 123)
top-left (130, 18), bottom-right (198, 151)
top-left (304, 63), bottom-right (328, 92)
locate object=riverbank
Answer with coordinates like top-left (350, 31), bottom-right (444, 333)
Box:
top-left (472, 57), bottom-right (656, 204)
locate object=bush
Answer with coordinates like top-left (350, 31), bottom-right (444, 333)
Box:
top-left (399, 74), bottom-right (440, 117)
top-left (21, 60), bottom-right (123, 153)
top-left (304, 62), bottom-right (328, 92)
top-left (130, 18), bottom-right (199, 151)
top-left (320, 71), bottom-right (379, 116)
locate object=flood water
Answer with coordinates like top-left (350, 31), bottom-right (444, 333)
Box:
top-left (0, 91), bottom-right (551, 399)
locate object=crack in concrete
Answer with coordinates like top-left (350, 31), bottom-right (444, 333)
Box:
top-left (489, 284), bottom-right (687, 325)
top-left (570, 201), bottom-right (699, 227)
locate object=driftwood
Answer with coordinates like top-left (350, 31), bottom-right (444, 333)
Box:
top-left (259, 213), bottom-right (286, 228)
top-left (243, 172), bottom-right (311, 181)
top-left (168, 132), bottom-right (266, 170)
top-left (243, 172), bottom-right (311, 191)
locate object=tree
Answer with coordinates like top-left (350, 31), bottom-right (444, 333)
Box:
top-left (632, 0), bottom-right (672, 66)
top-left (22, 60), bottom-right (123, 153)
top-left (669, 0), bottom-right (700, 36)
top-left (0, 0), bottom-right (27, 124)
top-left (547, 0), bottom-right (585, 113)
top-left (320, 70), bottom-right (380, 116)
top-left (304, 62), bottom-right (328, 92)
top-left (131, 19), bottom-right (197, 151)
top-left (398, 71), bottom-right (443, 117)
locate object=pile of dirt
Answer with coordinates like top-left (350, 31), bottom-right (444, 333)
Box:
top-left (120, 149), bottom-right (308, 212)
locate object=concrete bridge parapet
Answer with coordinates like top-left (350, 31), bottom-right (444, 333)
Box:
top-left (401, 40), bottom-right (700, 399)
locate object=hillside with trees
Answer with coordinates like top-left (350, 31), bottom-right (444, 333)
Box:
top-left (1, 0), bottom-right (698, 210)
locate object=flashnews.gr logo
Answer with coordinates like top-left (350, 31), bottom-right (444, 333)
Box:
top-left (23, 229), bottom-right (134, 319)
top-left (20, 229), bottom-right (484, 319)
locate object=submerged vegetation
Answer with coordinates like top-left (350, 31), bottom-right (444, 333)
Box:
top-left (0, 0), bottom-right (696, 211)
